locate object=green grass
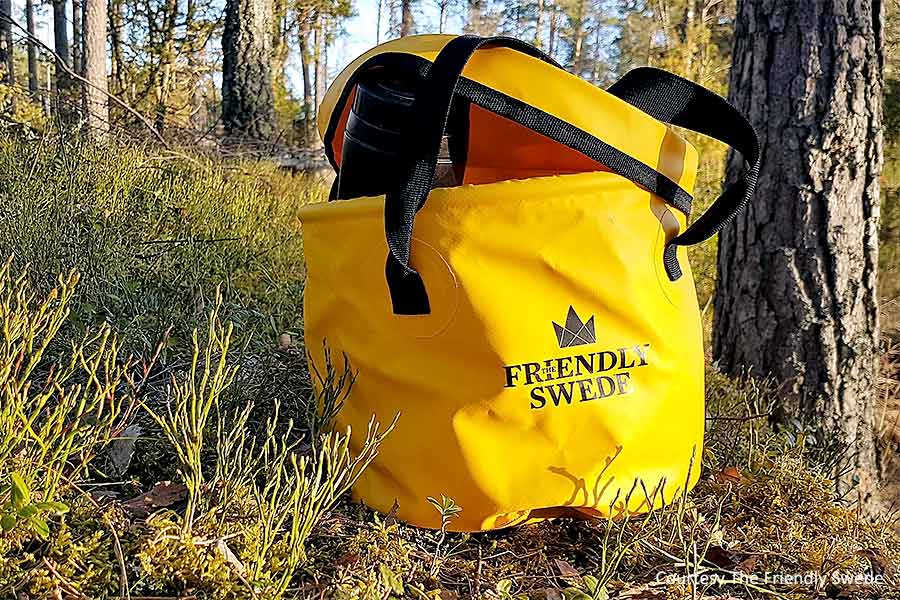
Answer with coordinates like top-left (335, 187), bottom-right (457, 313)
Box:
top-left (0, 135), bottom-right (318, 352)
top-left (0, 132), bottom-right (898, 599)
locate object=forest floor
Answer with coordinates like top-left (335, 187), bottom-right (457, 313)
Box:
top-left (1, 133), bottom-right (900, 600)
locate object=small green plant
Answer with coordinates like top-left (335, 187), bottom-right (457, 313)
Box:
top-left (427, 494), bottom-right (462, 576)
top-left (0, 260), bottom-right (132, 519)
top-left (144, 289), bottom-right (237, 532)
top-left (305, 342), bottom-right (356, 443)
top-left (0, 472), bottom-right (68, 539)
top-left (427, 494), bottom-right (462, 533)
top-left (141, 297), bottom-right (398, 598)
top-left (254, 414), bottom-right (398, 596)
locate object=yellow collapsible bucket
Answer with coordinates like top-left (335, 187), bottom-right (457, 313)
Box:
top-left (300, 34), bottom-right (759, 531)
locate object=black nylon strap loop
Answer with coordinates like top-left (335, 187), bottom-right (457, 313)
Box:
top-left (382, 41), bottom-right (759, 312)
top-left (384, 35), bottom-right (555, 315)
top-left (608, 67), bottom-right (761, 280)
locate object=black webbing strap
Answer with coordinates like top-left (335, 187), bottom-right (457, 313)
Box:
top-left (384, 35), bottom-right (555, 315)
top-left (608, 67), bottom-right (760, 280)
top-left (383, 39), bottom-right (760, 313)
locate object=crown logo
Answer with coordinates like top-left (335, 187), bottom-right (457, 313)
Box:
top-left (553, 306), bottom-right (596, 348)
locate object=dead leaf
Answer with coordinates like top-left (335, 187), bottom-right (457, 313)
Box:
top-left (543, 588), bottom-right (564, 600)
top-left (90, 490), bottom-right (119, 504)
top-left (615, 584), bottom-right (667, 599)
top-left (215, 539), bottom-right (246, 576)
top-left (107, 423), bottom-right (141, 477)
top-left (122, 481), bottom-right (187, 517)
top-left (736, 554), bottom-right (760, 573)
top-left (384, 499), bottom-right (400, 526)
top-left (856, 548), bottom-right (894, 576)
top-left (713, 466), bottom-right (743, 483)
top-left (335, 552), bottom-right (360, 566)
top-left (555, 558), bottom-right (580, 578)
top-left (704, 545), bottom-right (737, 569)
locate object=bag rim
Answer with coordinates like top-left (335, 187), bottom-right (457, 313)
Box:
top-left (297, 169), bottom-right (688, 225)
top-left (317, 34), bottom-right (699, 203)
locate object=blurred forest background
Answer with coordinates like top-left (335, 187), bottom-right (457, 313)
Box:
top-left (0, 0), bottom-right (747, 146)
top-left (1, 0), bottom-right (897, 289)
top-left (1, 0), bottom-right (900, 598)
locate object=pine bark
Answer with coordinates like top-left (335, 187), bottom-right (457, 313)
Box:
top-left (466, 0), bottom-right (489, 35)
top-left (109, 0), bottom-right (124, 95)
top-left (299, 31), bottom-right (314, 144)
top-left (549, 3), bottom-right (558, 56)
top-left (73, 0), bottom-right (83, 75)
top-left (571, 0), bottom-right (586, 74)
top-left (535, 0), bottom-right (544, 48)
top-left (222, 0), bottom-right (276, 141)
top-left (0, 0), bottom-right (14, 86)
top-left (376, 0), bottom-right (383, 42)
top-left (715, 0), bottom-right (884, 504)
top-left (154, 0), bottom-right (178, 132)
top-left (26, 0), bottom-right (38, 94)
top-left (400, 0), bottom-right (414, 36)
top-left (52, 0), bottom-right (71, 95)
top-left (83, 0), bottom-right (109, 137)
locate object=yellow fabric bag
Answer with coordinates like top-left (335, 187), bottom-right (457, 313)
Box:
top-left (299, 34), bottom-right (759, 531)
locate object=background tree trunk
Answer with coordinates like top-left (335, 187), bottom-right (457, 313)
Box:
top-left (548, 2), bottom-right (558, 56)
top-left (52, 0), bottom-right (71, 97)
top-left (571, 0), bottom-right (586, 74)
top-left (26, 0), bottom-right (39, 94)
top-left (299, 30), bottom-right (314, 145)
top-left (109, 0), bottom-right (125, 95)
top-left (222, 0), bottom-right (276, 141)
top-left (74, 0), bottom-right (86, 118)
top-left (466, 0), bottom-right (486, 35)
top-left (73, 0), bottom-right (83, 75)
top-left (400, 0), bottom-right (414, 36)
top-left (714, 0), bottom-right (884, 505)
top-left (0, 0), bottom-right (14, 86)
top-left (375, 0), bottom-right (382, 42)
top-left (83, 0), bottom-right (109, 137)
top-left (154, 0), bottom-right (178, 133)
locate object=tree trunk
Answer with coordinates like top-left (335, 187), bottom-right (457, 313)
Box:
top-left (312, 25), bottom-right (320, 110)
top-left (400, 0), bottom-right (413, 36)
top-left (313, 19), bottom-right (327, 112)
top-left (73, 0), bottom-right (83, 75)
top-left (83, 0), bottom-right (109, 137)
top-left (375, 0), bottom-right (382, 42)
top-left (571, 0), bottom-right (586, 74)
top-left (26, 0), bottom-right (38, 94)
top-left (548, 2), bottom-right (558, 57)
top-left (299, 30), bottom-right (314, 145)
top-left (438, 0), bottom-right (447, 33)
top-left (466, 0), bottom-right (487, 35)
top-left (222, 0), bottom-right (276, 141)
top-left (52, 0), bottom-right (71, 95)
top-left (271, 0), bottom-right (289, 78)
top-left (535, 0), bottom-right (544, 49)
top-left (714, 0), bottom-right (883, 506)
top-left (154, 0), bottom-right (178, 133)
top-left (0, 0), bottom-right (14, 87)
top-left (109, 0), bottom-right (124, 95)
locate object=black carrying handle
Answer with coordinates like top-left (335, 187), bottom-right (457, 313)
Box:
top-left (607, 67), bottom-right (761, 280)
top-left (384, 35), bottom-right (556, 315)
top-left (384, 39), bottom-right (761, 314)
